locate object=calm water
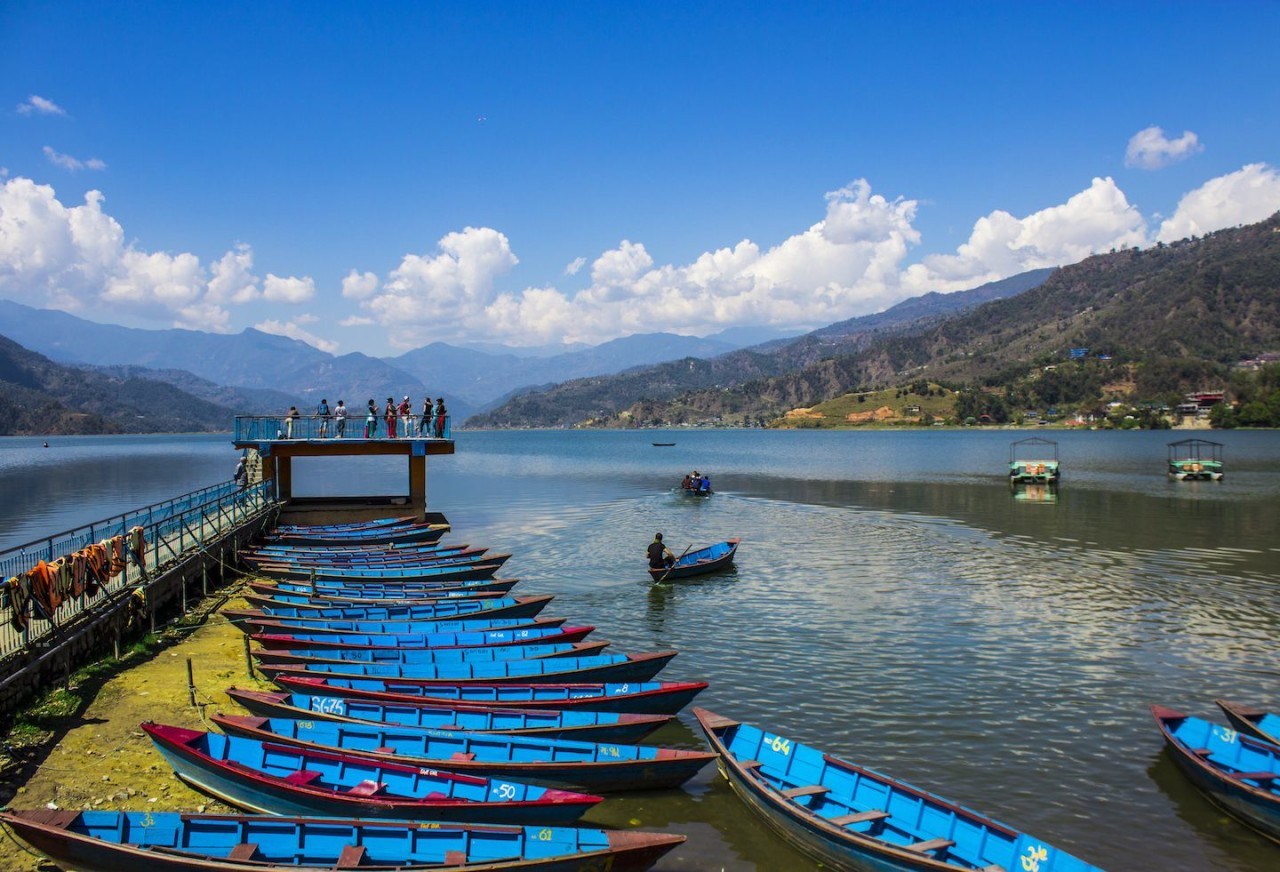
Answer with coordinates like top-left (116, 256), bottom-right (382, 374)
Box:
top-left (2, 429), bottom-right (1279, 870)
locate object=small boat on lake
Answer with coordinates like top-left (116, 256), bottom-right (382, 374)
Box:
top-left (255, 554), bottom-right (510, 583)
top-left (212, 714), bottom-right (716, 793)
top-left (1167, 438), bottom-right (1224, 480)
top-left (238, 613), bottom-right (568, 637)
top-left (1009, 436), bottom-right (1060, 484)
top-left (143, 722), bottom-right (599, 824)
top-left (652, 442), bottom-right (676, 447)
top-left (275, 674), bottom-right (708, 715)
top-left (224, 593), bottom-right (555, 629)
top-left (268, 520), bottom-right (450, 547)
top-left (1151, 704), bottom-right (1280, 840)
top-left (694, 707), bottom-right (1102, 871)
top-left (0, 809), bottom-right (684, 872)
top-left (255, 649), bottom-right (676, 685)
top-left (225, 687), bottom-right (673, 742)
top-left (251, 622), bottom-right (593, 651)
top-left (650, 539), bottom-right (738, 581)
top-left (250, 639), bottom-right (611, 669)
top-left (1215, 698), bottom-right (1280, 746)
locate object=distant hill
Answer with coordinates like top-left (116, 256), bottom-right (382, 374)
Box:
top-left (469, 268), bottom-right (1054, 427)
top-left (0, 335), bottom-right (238, 435)
top-left (606, 213), bottom-right (1280, 426)
top-left (86, 364), bottom-right (300, 414)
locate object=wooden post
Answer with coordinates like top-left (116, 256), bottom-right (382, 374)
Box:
top-left (187, 657), bottom-right (196, 707)
top-left (243, 632), bottom-right (254, 680)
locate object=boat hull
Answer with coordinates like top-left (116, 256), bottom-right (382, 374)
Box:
top-left (650, 539), bottom-right (738, 581)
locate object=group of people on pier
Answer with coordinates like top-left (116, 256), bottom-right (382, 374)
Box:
top-left (281, 396), bottom-right (448, 439)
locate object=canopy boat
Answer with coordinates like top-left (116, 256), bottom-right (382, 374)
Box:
top-left (268, 521), bottom-right (450, 547)
top-left (225, 687), bottom-right (673, 742)
top-left (0, 809), bottom-right (684, 872)
top-left (251, 623), bottom-right (593, 651)
top-left (1167, 438), bottom-right (1224, 480)
top-left (255, 649), bottom-right (676, 685)
top-left (1009, 436), bottom-right (1060, 484)
top-left (213, 714), bottom-right (716, 793)
top-left (694, 708), bottom-right (1101, 871)
top-left (275, 674), bottom-right (708, 715)
top-left (250, 640), bottom-right (611, 669)
top-left (223, 594), bottom-right (555, 629)
top-left (1151, 704), bottom-right (1280, 840)
top-left (650, 539), bottom-right (739, 581)
top-left (142, 722), bottom-right (598, 825)
top-left (236, 612), bottom-right (567, 637)
top-left (1215, 698), bottom-right (1280, 746)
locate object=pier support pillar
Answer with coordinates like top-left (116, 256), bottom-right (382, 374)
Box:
top-left (277, 456), bottom-right (293, 501)
top-left (409, 455), bottom-right (427, 520)
top-left (259, 454), bottom-right (278, 501)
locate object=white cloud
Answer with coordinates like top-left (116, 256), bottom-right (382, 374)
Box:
top-left (18, 95), bottom-right (66, 116)
top-left (339, 315), bottom-right (375, 327)
top-left (903, 177), bottom-right (1148, 293)
top-left (254, 319), bottom-right (339, 353)
top-left (0, 176), bottom-right (260, 331)
top-left (263, 273), bottom-right (315, 303)
top-left (1156, 163), bottom-right (1280, 243)
top-left (564, 256), bottom-right (586, 276)
top-left (43, 146), bottom-right (105, 172)
top-left (341, 269), bottom-right (379, 299)
top-left (1125, 126), bottom-right (1203, 170)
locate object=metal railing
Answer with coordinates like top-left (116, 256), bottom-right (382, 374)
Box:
top-left (234, 414), bottom-right (451, 442)
top-left (0, 480), bottom-right (274, 661)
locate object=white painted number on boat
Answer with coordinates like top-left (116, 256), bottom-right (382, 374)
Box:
top-left (310, 696), bottom-right (346, 715)
top-left (494, 783), bottom-right (517, 799)
top-left (1213, 726), bottom-right (1239, 744)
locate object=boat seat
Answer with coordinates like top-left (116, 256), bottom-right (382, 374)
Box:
top-left (1191, 747), bottom-right (1213, 758)
top-left (1230, 770), bottom-right (1277, 783)
top-left (337, 845), bottom-right (366, 867)
top-left (450, 751), bottom-right (477, 761)
top-left (828, 809), bottom-right (889, 826)
top-left (373, 746), bottom-right (397, 755)
top-left (739, 759), bottom-right (763, 770)
top-left (284, 770), bottom-right (323, 786)
top-left (781, 784), bottom-right (829, 799)
top-left (347, 780), bottom-right (386, 796)
top-left (444, 850), bottom-right (467, 865)
top-left (228, 843), bottom-right (261, 861)
top-left (905, 837), bottom-right (954, 854)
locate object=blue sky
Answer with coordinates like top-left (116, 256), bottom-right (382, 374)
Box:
top-left (2, 1), bottom-right (1279, 355)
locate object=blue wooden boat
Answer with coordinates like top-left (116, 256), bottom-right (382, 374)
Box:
top-left (0, 809), bottom-right (685, 871)
top-left (256, 649), bottom-right (676, 685)
top-left (223, 594), bottom-right (555, 629)
top-left (251, 578), bottom-right (519, 602)
top-left (213, 714), bottom-right (716, 793)
top-left (274, 516), bottom-right (427, 534)
top-left (245, 581), bottom-right (512, 606)
top-left (245, 542), bottom-right (476, 566)
top-left (1151, 704), bottom-right (1280, 841)
top-left (239, 613), bottom-right (568, 637)
top-left (649, 538), bottom-right (739, 581)
top-left (694, 707), bottom-right (1101, 871)
top-left (276, 674), bottom-right (708, 715)
top-left (269, 521), bottom-right (450, 547)
top-left (226, 687), bottom-right (673, 742)
top-left (251, 640), bottom-right (611, 669)
top-left (242, 587), bottom-right (513, 612)
top-left (252, 622), bottom-right (594, 651)
top-left (142, 722), bottom-right (599, 824)
top-left (1215, 699), bottom-right (1280, 746)
top-left (256, 555), bottom-right (510, 583)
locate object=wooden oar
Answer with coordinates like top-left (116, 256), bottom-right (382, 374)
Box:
top-left (654, 544), bottom-right (693, 585)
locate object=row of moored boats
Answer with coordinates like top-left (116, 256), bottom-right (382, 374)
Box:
top-left (3, 515), bottom-right (1276, 869)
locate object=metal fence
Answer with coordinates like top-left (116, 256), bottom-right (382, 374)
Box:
top-left (234, 414), bottom-right (451, 442)
top-left (0, 480), bottom-right (274, 661)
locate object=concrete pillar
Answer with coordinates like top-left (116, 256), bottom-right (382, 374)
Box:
top-left (409, 455), bottom-right (426, 520)
top-left (278, 456), bottom-right (293, 501)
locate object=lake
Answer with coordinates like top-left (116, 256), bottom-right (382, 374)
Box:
top-left (2, 428), bottom-right (1279, 870)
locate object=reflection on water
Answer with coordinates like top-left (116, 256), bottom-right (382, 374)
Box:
top-left (2, 429), bottom-right (1278, 869)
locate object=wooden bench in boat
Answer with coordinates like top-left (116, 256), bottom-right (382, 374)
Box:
top-left (1229, 770), bottom-right (1277, 783)
top-left (284, 770), bottom-right (323, 786)
top-left (739, 759), bottom-right (763, 770)
top-left (827, 809), bottom-right (889, 826)
top-left (228, 843), bottom-right (260, 861)
top-left (347, 779), bottom-right (386, 797)
top-left (904, 837), bottom-right (954, 854)
top-left (337, 845), bottom-right (366, 867)
top-left (780, 784), bottom-right (829, 799)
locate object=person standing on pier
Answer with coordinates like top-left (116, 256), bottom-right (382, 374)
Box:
top-left (365, 399), bottom-right (378, 438)
top-left (285, 405), bottom-right (300, 439)
top-left (420, 396), bottom-right (433, 437)
top-left (316, 398), bottom-right (331, 438)
top-left (384, 397), bottom-right (398, 438)
top-left (233, 454), bottom-right (247, 489)
top-left (334, 400), bottom-right (347, 437)
top-left (433, 397), bottom-right (447, 438)
top-left (398, 395), bottom-right (413, 437)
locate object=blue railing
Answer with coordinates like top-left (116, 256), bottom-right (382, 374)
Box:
top-left (234, 414), bottom-right (451, 442)
top-left (0, 480), bottom-right (274, 660)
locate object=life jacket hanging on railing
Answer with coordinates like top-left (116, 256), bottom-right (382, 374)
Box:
top-left (85, 542), bottom-right (108, 596)
top-left (27, 560), bottom-right (62, 615)
top-left (6, 575), bottom-right (30, 632)
top-left (128, 526), bottom-right (147, 571)
top-left (107, 536), bottom-right (126, 577)
top-left (69, 549), bottom-right (87, 598)
top-left (53, 557), bottom-right (75, 601)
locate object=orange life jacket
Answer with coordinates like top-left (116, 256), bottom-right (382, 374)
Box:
top-left (28, 560), bottom-right (62, 614)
